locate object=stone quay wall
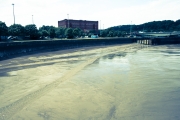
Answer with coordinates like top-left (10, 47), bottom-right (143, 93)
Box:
top-left (0, 38), bottom-right (136, 60)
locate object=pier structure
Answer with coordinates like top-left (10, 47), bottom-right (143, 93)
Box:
top-left (137, 37), bottom-right (180, 45)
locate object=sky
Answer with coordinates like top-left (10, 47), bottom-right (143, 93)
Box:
top-left (0, 0), bottom-right (180, 29)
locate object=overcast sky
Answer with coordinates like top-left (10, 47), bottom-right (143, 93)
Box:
top-left (0, 0), bottom-right (180, 29)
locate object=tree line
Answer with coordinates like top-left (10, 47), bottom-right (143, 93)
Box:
top-left (0, 21), bottom-right (93, 40)
top-left (100, 20), bottom-right (180, 37)
top-left (1, 19), bottom-right (180, 40)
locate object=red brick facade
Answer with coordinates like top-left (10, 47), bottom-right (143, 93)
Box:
top-left (58, 19), bottom-right (98, 33)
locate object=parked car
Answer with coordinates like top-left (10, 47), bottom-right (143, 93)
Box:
top-left (7, 36), bottom-right (18, 40)
top-left (91, 35), bottom-right (98, 38)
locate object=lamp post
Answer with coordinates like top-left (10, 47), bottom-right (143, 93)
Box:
top-left (12, 3), bottom-right (15, 24)
top-left (99, 20), bottom-right (101, 30)
top-left (67, 14), bottom-right (69, 28)
top-left (32, 15), bottom-right (34, 24)
top-left (130, 21), bottom-right (132, 35)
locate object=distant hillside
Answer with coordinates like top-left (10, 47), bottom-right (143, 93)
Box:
top-left (107, 20), bottom-right (180, 32)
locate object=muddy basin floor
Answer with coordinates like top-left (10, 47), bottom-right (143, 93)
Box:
top-left (0, 44), bottom-right (180, 120)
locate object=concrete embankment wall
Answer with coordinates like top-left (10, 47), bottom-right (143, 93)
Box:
top-left (137, 37), bottom-right (180, 45)
top-left (152, 37), bottom-right (180, 45)
top-left (0, 38), bottom-right (136, 60)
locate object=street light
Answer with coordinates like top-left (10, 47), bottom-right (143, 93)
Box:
top-left (12, 3), bottom-right (15, 24)
top-left (67, 14), bottom-right (69, 28)
top-left (130, 21), bottom-right (132, 35)
top-left (99, 20), bottom-right (101, 30)
top-left (32, 15), bottom-right (34, 24)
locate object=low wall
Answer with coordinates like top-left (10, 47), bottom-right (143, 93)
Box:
top-left (137, 37), bottom-right (180, 45)
top-left (0, 38), bottom-right (137, 60)
top-left (152, 37), bottom-right (180, 45)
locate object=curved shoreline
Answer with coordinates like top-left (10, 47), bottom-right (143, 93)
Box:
top-left (0, 38), bottom-right (136, 60)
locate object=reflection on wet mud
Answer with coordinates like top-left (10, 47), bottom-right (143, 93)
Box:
top-left (0, 44), bottom-right (180, 120)
top-left (102, 52), bottom-right (126, 59)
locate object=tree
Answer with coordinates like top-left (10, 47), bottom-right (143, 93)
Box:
top-left (113, 31), bottom-right (118, 37)
top-left (39, 25), bottom-right (51, 32)
top-left (42, 30), bottom-right (49, 37)
top-left (100, 30), bottom-right (107, 37)
top-left (39, 25), bottom-right (56, 38)
top-left (79, 30), bottom-right (84, 37)
top-left (55, 27), bottom-right (64, 38)
top-left (117, 31), bottom-right (122, 37)
top-left (107, 31), bottom-right (113, 37)
top-left (175, 19), bottom-right (180, 31)
top-left (73, 28), bottom-right (80, 37)
top-left (8, 24), bottom-right (24, 36)
top-left (65, 28), bottom-right (74, 39)
top-left (176, 25), bottom-right (180, 31)
top-left (89, 30), bottom-right (97, 35)
top-left (0, 21), bottom-right (8, 40)
top-left (106, 20), bottom-right (179, 33)
top-left (121, 31), bottom-right (126, 37)
top-left (48, 27), bottom-right (56, 38)
top-left (24, 24), bottom-right (39, 39)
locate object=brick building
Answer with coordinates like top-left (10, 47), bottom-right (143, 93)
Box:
top-left (58, 19), bottom-right (98, 33)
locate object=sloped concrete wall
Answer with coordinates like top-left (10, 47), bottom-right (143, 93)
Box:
top-left (0, 38), bottom-right (136, 60)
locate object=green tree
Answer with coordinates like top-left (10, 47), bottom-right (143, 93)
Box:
top-left (0, 21), bottom-right (8, 40)
top-left (175, 19), bottom-right (180, 31)
top-left (24, 24), bottom-right (39, 39)
top-left (8, 24), bottom-right (24, 36)
top-left (100, 30), bottom-right (107, 37)
top-left (117, 31), bottom-right (122, 37)
top-left (113, 31), bottom-right (118, 37)
top-left (55, 27), bottom-right (64, 38)
top-left (79, 30), bottom-right (84, 37)
top-left (39, 25), bottom-right (51, 32)
top-left (73, 28), bottom-right (80, 37)
top-left (176, 25), bottom-right (180, 31)
top-left (48, 27), bottom-right (56, 38)
top-left (120, 31), bottom-right (126, 37)
top-left (39, 25), bottom-right (56, 38)
top-left (107, 31), bottom-right (113, 37)
top-left (65, 28), bottom-right (74, 39)
top-left (42, 30), bottom-right (49, 37)
top-left (89, 30), bottom-right (97, 35)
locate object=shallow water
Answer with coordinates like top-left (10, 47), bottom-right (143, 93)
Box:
top-left (0, 44), bottom-right (180, 120)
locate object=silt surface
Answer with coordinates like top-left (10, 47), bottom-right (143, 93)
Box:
top-left (0, 44), bottom-right (180, 120)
